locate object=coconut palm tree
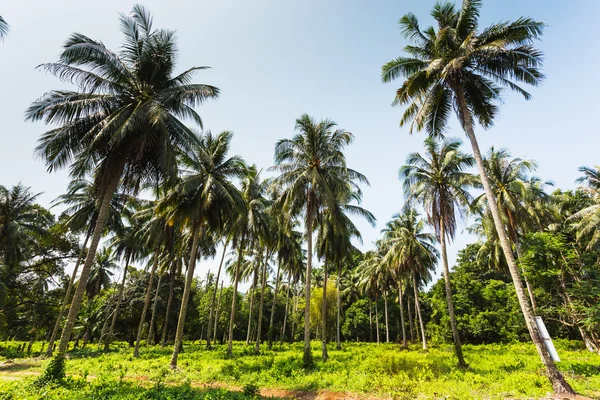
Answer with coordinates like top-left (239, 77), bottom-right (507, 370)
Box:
top-left (161, 130), bottom-right (244, 368)
top-left (272, 114), bottom-right (365, 367)
top-left (400, 137), bottom-right (475, 366)
top-left (358, 250), bottom-right (385, 344)
top-left (571, 166), bottom-right (600, 248)
top-left (473, 148), bottom-right (553, 311)
top-left (47, 178), bottom-right (127, 356)
top-left (382, 208), bottom-right (438, 350)
top-left (86, 247), bottom-right (118, 301)
top-left (27, 5), bottom-right (219, 354)
top-left (0, 16), bottom-right (8, 40)
top-left (316, 190), bottom-right (375, 357)
top-left (381, 1), bottom-right (573, 392)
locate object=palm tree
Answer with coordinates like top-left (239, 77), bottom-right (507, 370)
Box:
top-left (272, 114), bottom-right (365, 367)
top-left (381, 1), bottom-right (573, 393)
top-left (400, 137), bottom-right (475, 366)
top-left (382, 208), bottom-right (438, 350)
top-left (47, 178), bottom-right (126, 356)
top-left (316, 190), bottom-right (375, 356)
top-left (27, 5), bottom-right (219, 354)
top-left (161, 130), bottom-right (244, 368)
top-left (473, 148), bottom-right (553, 311)
top-left (86, 247), bottom-right (118, 301)
top-left (571, 166), bottom-right (600, 247)
top-left (0, 16), bottom-right (8, 40)
top-left (358, 250), bottom-right (385, 344)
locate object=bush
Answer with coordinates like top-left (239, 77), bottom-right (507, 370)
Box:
top-left (242, 382), bottom-right (259, 397)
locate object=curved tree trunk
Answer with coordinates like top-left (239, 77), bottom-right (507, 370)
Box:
top-left (47, 230), bottom-right (91, 357)
top-left (213, 281), bottom-right (224, 342)
top-left (104, 253), bottom-right (131, 351)
top-left (170, 227), bottom-right (200, 368)
top-left (268, 257), bottom-right (281, 349)
top-left (254, 250), bottom-right (269, 354)
top-left (412, 274), bottom-right (427, 350)
top-left (457, 89), bottom-right (574, 395)
top-left (57, 170), bottom-right (122, 354)
top-left (438, 218), bottom-right (466, 367)
top-left (206, 241), bottom-right (228, 349)
top-left (160, 261), bottom-right (176, 348)
top-left (398, 280), bottom-right (407, 348)
top-left (227, 232), bottom-right (246, 358)
top-left (134, 249), bottom-right (159, 357)
top-left (321, 264), bottom-right (329, 361)
top-left (514, 240), bottom-right (537, 313)
top-left (336, 262), bottom-right (342, 350)
top-left (281, 275), bottom-right (291, 344)
top-left (147, 273), bottom-right (163, 346)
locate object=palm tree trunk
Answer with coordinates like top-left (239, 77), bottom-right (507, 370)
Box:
top-left (398, 281), bottom-right (407, 348)
top-left (268, 257), bottom-right (281, 349)
top-left (291, 284), bottom-right (298, 343)
top-left (227, 232), bottom-right (246, 358)
top-left (213, 281), bottom-right (224, 342)
top-left (147, 272), bottom-right (163, 346)
top-left (375, 294), bottom-right (380, 344)
top-left (514, 240), bottom-right (537, 313)
top-left (457, 89), bottom-right (574, 395)
top-left (47, 229), bottom-right (91, 357)
top-left (254, 250), bottom-right (269, 354)
top-left (321, 264), bottom-right (329, 361)
top-left (281, 275), bottom-right (291, 344)
top-left (407, 293), bottom-right (414, 342)
top-left (384, 292), bottom-right (389, 343)
top-left (438, 218), bottom-right (466, 367)
top-left (134, 248), bottom-right (159, 357)
top-left (368, 298), bottom-right (373, 342)
top-left (207, 241), bottom-right (228, 349)
top-left (412, 274), bottom-right (427, 350)
top-left (246, 261), bottom-right (258, 345)
top-left (57, 170), bottom-right (123, 354)
top-left (303, 204), bottom-right (315, 367)
top-left (160, 261), bottom-right (176, 348)
top-left (170, 226), bottom-right (201, 368)
top-left (104, 253), bottom-right (131, 351)
top-left (336, 262), bottom-right (342, 350)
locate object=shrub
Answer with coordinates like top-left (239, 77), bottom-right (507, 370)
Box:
top-left (242, 382), bottom-right (259, 397)
top-left (34, 353), bottom-right (66, 387)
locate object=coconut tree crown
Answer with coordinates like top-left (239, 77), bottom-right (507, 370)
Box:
top-left (382, 0), bottom-right (545, 136)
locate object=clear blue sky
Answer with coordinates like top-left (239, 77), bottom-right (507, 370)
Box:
top-left (1, 0), bottom-right (598, 286)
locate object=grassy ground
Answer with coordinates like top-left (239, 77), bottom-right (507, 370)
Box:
top-left (0, 340), bottom-right (599, 399)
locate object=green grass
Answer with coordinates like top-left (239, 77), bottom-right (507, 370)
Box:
top-left (1, 340), bottom-right (599, 399)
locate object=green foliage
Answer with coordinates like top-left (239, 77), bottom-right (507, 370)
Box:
top-left (242, 382), bottom-right (259, 397)
top-left (34, 353), bottom-right (66, 387)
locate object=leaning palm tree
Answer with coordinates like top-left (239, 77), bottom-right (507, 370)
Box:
top-left (272, 114), bottom-right (366, 367)
top-left (47, 178), bottom-right (127, 356)
top-left (400, 137), bottom-right (476, 366)
top-left (0, 16), bottom-right (8, 40)
top-left (161, 130), bottom-right (245, 368)
top-left (381, 1), bottom-right (573, 393)
top-left (27, 5), bottom-right (219, 354)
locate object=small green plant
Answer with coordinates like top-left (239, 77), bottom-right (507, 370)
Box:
top-left (243, 382), bottom-right (259, 397)
top-left (34, 353), bottom-right (66, 387)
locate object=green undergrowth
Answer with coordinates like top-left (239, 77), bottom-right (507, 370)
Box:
top-left (1, 340), bottom-right (599, 399)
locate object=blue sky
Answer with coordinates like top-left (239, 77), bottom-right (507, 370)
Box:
top-left (1, 0), bottom-right (598, 286)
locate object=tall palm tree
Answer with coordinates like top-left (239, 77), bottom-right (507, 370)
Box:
top-left (358, 250), bottom-right (385, 344)
top-left (400, 137), bottom-right (475, 366)
top-left (316, 190), bottom-right (375, 356)
top-left (47, 178), bottom-right (126, 356)
top-left (381, 1), bottom-right (573, 393)
top-left (27, 5), bottom-right (219, 354)
top-left (161, 130), bottom-right (244, 368)
top-left (0, 16), bottom-right (8, 40)
top-left (272, 114), bottom-right (365, 367)
top-left (382, 208), bottom-right (438, 350)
